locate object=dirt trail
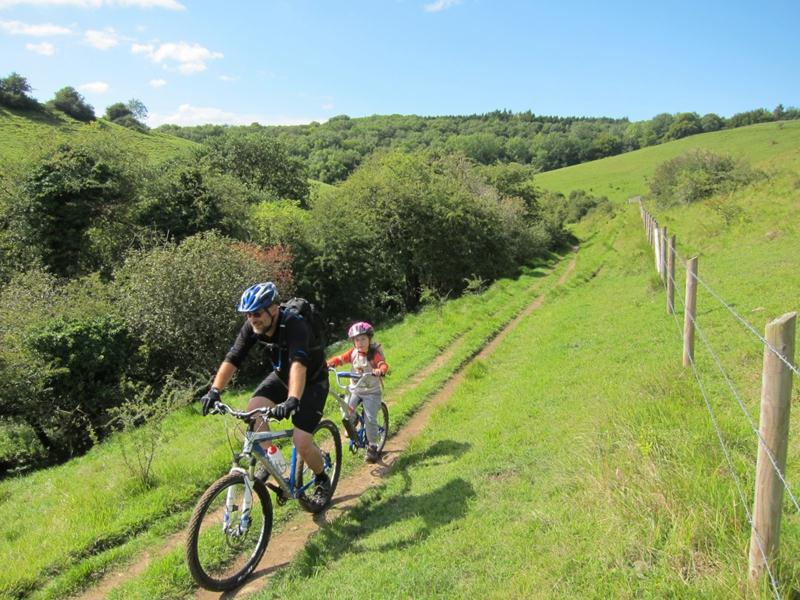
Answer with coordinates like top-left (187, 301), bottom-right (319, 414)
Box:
top-left (77, 254), bottom-right (576, 600)
top-left (196, 254), bottom-right (577, 600)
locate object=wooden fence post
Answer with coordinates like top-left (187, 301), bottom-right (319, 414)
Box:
top-left (660, 226), bottom-right (667, 281)
top-left (653, 221), bottom-right (660, 273)
top-left (749, 312), bottom-right (797, 584)
top-left (682, 256), bottom-right (698, 367)
top-left (666, 235), bottom-right (676, 314)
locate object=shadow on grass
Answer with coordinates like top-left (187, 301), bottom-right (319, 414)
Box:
top-left (0, 105), bottom-right (67, 126)
top-left (289, 439), bottom-right (473, 577)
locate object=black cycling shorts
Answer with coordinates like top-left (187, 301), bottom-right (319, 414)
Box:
top-left (252, 372), bottom-right (329, 434)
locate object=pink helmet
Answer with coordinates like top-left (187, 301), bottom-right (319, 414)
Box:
top-left (347, 321), bottom-right (374, 339)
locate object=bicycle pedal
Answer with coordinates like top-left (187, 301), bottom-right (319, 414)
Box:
top-left (341, 418), bottom-right (358, 440)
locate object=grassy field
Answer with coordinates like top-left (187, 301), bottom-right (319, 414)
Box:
top-left (0, 106), bottom-right (197, 173)
top-left (536, 120), bottom-right (800, 202)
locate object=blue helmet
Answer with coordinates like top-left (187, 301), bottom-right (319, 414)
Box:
top-left (237, 282), bottom-right (279, 313)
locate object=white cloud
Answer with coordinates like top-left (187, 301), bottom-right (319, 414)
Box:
top-left (131, 40), bottom-right (223, 74)
top-left (0, 0), bottom-right (185, 9)
top-left (219, 74), bottom-right (238, 82)
top-left (25, 41), bottom-right (55, 54)
top-left (0, 20), bottom-right (72, 35)
top-left (322, 103), bottom-right (334, 111)
top-left (84, 27), bottom-right (118, 49)
top-left (148, 104), bottom-right (319, 127)
top-left (148, 78), bottom-right (167, 87)
top-left (79, 81), bottom-right (109, 93)
top-left (423, 0), bottom-right (460, 12)
top-left (131, 42), bottom-right (152, 54)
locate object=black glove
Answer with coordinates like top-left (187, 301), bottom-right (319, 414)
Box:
top-left (272, 396), bottom-right (299, 420)
top-left (201, 387), bottom-right (221, 416)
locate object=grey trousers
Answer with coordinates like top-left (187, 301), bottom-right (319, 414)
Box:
top-left (349, 391), bottom-right (382, 446)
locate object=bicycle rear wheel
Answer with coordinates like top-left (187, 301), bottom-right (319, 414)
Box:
top-left (355, 399), bottom-right (389, 453)
top-left (296, 419), bottom-right (342, 513)
top-left (186, 472), bottom-right (273, 591)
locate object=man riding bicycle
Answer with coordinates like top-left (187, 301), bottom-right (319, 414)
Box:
top-left (200, 282), bottom-right (331, 503)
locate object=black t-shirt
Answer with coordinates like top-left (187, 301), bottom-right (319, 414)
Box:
top-left (224, 308), bottom-right (327, 384)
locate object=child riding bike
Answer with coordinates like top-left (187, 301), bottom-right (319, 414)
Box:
top-left (326, 322), bottom-right (389, 463)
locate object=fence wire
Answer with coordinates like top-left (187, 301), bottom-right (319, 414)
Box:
top-left (665, 269), bottom-right (800, 515)
top-left (672, 247), bottom-right (800, 381)
top-left (663, 264), bottom-right (782, 599)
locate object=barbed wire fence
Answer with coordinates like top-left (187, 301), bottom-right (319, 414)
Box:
top-left (639, 200), bottom-right (797, 598)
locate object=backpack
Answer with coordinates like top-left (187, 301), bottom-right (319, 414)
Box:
top-left (279, 297), bottom-right (328, 351)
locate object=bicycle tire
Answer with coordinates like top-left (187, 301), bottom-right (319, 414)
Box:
top-left (296, 419), bottom-right (342, 513)
top-left (186, 472), bottom-right (273, 592)
top-left (355, 399), bottom-right (389, 453)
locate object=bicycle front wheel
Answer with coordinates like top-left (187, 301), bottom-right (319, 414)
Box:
top-left (296, 419), bottom-right (342, 513)
top-left (355, 400), bottom-right (389, 453)
top-left (186, 472), bottom-right (273, 592)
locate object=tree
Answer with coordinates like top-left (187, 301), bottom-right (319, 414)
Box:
top-left (0, 72), bottom-right (39, 110)
top-left (10, 143), bottom-right (139, 277)
top-left (700, 113), bottom-right (724, 132)
top-left (104, 99), bottom-right (148, 131)
top-left (199, 132), bottom-right (310, 205)
top-left (49, 86), bottom-right (95, 122)
top-left (135, 161), bottom-right (251, 242)
top-left (444, 133), bottom-right (502, 164)
top-left (666, 112), bottom-right (702, 140)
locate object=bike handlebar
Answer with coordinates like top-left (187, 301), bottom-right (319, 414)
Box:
top-left (328, 367), bottom-right (384, 391)
top-left (211, 401), bottom-right (273, 421)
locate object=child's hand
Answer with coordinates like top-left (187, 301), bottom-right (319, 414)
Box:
top-left (372, 369), bottom-right (383, 377)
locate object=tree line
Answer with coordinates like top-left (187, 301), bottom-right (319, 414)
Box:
top-left (157, 105), bottom-right (800, 183)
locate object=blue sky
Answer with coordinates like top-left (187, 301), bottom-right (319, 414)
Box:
top-left (1, 0), bottom-right (797, 127)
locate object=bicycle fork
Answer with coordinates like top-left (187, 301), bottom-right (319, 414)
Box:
top-left (224, 480), bottom-right (253, 537)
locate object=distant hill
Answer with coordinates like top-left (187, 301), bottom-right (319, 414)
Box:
top-left (0, 106), bottom-right (197, 176)
top-left (156, 107), bottom-right (799, 184)
top-left (535, 120), bottom-right (800, 201)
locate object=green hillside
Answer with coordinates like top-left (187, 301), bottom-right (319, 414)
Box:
top-left (0, 106), bottom-right (197, 171)
top-left (536, 119), bottom-right (800, 201)
top-left (1, 118), bottom-right (798, 598)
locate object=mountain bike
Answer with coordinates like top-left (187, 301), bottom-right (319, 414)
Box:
top-left (329, 369), bottom-right (389, 456)
top-left (185, 401), bottom-right (342, 592)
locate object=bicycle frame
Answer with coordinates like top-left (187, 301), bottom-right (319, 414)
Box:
top-left (329, 369), bottom-right (376, 415)
top-left (218, 405), bottom-right (320, 500)
top-left (329, 369), bottom-right (385, 451)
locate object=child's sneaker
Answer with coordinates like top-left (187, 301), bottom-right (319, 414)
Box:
top-left (365, 445), bottom-right (380, 463)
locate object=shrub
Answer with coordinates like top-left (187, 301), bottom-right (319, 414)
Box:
top-left (0, 72), bottom-right (40, 110)
top-left (0, 270), bottom-right (137, 466)
top-left (49, 86), bottom-right (95, 122)
top-left (649, 149), bottom-right (761, 206)
top-left (114, 231), bottom-right (295, 379)
top-left (109, 375), bottom-right (195, 488)
top-left (24, 315), bottom-right (137, 459)
top-left (302, 151), bottom-right (541, 324)
top-left (198, 132), bottom-right (309, 205)
top-left (565, 189), bottom-right (612, 223)
top-left (8, 142), bottom-right (140, 277)
top-left (135, 162), bottom-right (251, 242)
top-left (104, 99), bottom-right (148, 131)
